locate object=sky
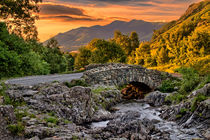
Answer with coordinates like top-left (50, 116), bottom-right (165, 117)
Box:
top-left (36, 0), bottom-right (203, 42)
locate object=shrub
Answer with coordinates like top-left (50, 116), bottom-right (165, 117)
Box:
top-left (176, 67), bottom-right (200, 94)
top-left (196, 74), bottom-right (210, 89)
top-left (159, 79), bottom-right (178, 93)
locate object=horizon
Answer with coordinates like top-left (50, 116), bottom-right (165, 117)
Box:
top-left (37, 0), bottom-right (203, 42)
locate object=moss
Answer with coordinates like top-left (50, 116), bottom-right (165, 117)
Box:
top-left (64, 79), bottom-right (88, 88)
top-left (15, 110), bottom-right (28, 121)
top-left (165, 92), bottom-right (186, 104)
top-left (92, 86), bottom-right (114, 94)
top-left (63, 119), bottom-right (72, 124)
top-left (191, 94), bottom-right (207, 112)
top-left (0, 83), bottom-right (26, 107)
top-left (29, 114), bottom-right (36, 118)
top-left (176, 114), bottom-right (182, 119)
top-left (179, 108), bottom-right (188, 115)
top-left (44, 116), bottom-right (58, 124)
top-left (7, 122), bottom-right (25, 136)
top-left (72, 135), bottom-right (80, 140)
top-left (48, 111), bottom-right (55, 117)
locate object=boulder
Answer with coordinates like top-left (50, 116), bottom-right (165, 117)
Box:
top-left (0, 105), bottom-right (23, 140)
top-left (189, 83), bottom-right (210, 98)
top-left (144, 91), bottom-right (169, 106)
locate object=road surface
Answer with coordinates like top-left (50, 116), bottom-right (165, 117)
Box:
top-left (5, 73), bottom-right (83, 86)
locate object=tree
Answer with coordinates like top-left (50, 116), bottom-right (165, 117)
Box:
top-left (44, 38), bottom-right (68, 73)
top-left (113, 31), bottom-right (131, 56)
top-left (135, 42), bottom-right (151, 65)
top-left (130, 31), bottom-right (139, 52)
top-left (156, 46), bottom-right (170, 65)
top-left (74, 47), bottom-right (91, 70)
top-left (0, 0), bottom-right (42, 40)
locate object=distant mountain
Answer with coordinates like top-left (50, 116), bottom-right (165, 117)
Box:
top-left (45, 20), bottom-right (165, 52)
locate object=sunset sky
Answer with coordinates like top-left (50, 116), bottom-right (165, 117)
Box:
top-left (36, 0), bottom-right (203, 42)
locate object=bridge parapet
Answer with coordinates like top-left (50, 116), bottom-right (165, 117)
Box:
top-left (83, 63), bottom-right (171, 89)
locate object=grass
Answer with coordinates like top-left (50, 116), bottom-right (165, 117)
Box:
top-left (92, 86), bottom-right (115, 94)
top-left (44, 116), bottom-right (58, 124)
top-left (63, 119), bottom-right (72, 124)
top-left (165, 92), bottom-right (186, 104)
top-left (7, 122), bottom-right (25, 136)
top-left (0, 83), bottom-right (26, 107)
top-left (191, 94), bottom-right (207, 112)
top-left (195, 74), bottom-right (210, 90)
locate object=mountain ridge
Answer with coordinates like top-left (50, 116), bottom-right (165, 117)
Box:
top-left (45, 20), bottom-right (165, 52)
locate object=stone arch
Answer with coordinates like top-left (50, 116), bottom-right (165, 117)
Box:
top-left (121, 81), bottom-right (153, 99)
top-left (82, 63), bottom-right (171, 89)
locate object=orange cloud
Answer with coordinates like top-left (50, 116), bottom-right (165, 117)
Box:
top-left (37, 0), bottom-right (203, 42)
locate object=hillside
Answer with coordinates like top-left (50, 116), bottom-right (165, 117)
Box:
top-left (146, 0), bottom-right (210, 74)
top-left (45, 20), bottom-right (165, 52)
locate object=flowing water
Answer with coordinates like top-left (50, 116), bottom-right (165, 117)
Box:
top-left (91, 101), bottom-right (203, 140)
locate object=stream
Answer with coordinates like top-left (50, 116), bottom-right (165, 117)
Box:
top-left (91, 101), bottom-right (203, 140)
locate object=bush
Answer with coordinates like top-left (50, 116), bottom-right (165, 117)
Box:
top-left (158, 79), bottom-right (179, 93)
top-left (20, 52), bottom-right (50, 75)
top-left (196, 74), bottom-right (210, 89)
top-left (176, 67), bottom-right (200, 93)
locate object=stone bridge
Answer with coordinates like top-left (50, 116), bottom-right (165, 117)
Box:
top-left (82, 63), bottom-right (171, 89)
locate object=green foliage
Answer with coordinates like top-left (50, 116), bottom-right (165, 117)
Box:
top-left (64, 79), bottom-right (88, 88)
top-left (196, 74), bottom-right (210, 89)
top-left (74, 46), bottom-right (91, 70)
top-left (44, 117), bottom-right (58, 124)
top-left (89, 39), bottom-right (126, 64)
top-left (72, 135), bottom-right (80, 140)
top-left (137, 1), bottom-right (210, 73)
top-left (63, 119), bottom-right (72, 124)
top-left (158, 79), bottom-right (179, 93)
top-left (156, 46), bottom-right (170, 65)
top-left (44, 38), bottom-right (68, 74)
top-left (15, 110), bottom-right (28, 121)
top-left (0, 0), bottom-right (42, 40)
top-left (92, 86), bottom-right (115, 94)
top-left (191, 94), bottom-right (207, 112)
top-left (0, 83), bottom-right (26, 107)
top-left (113, 31), bottom-right (140, 57)
top-left (165, 92), bottom-right (186, 104)
top-left (74, 38), bottom-right (126, 69)
top-left (7, 122), bottom-right (25, 136)
top-left (135, 42), bottom-right (151, 66)
top-left (179, 108), bottom-right (188, 115)
top-left (176, 67), bottom-right (200, 93)
top-left (0, 24), bottom-right (74, 79)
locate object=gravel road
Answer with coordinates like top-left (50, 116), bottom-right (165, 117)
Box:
top-left (5, 73), bottom-right (83, 86)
